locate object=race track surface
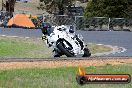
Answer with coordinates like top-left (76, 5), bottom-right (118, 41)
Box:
top-left (0, 27), bottom-right (132, 56)
top-left (76, 30), bottom-right (132, 56)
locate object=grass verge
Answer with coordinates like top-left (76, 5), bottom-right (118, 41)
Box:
top-left (88, 43), bottom-right (112, 54)
top-left (0, 37), bottom-right (52, 58)
top-left (0, 37), bottom-right (112, 58)
top-left (0, 64), bottom-right (131, 88)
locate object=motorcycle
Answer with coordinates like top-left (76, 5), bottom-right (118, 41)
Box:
top-left (41, 22), bottom-right (91, 57)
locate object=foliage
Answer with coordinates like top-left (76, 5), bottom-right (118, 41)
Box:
top-left (84, 0), bottom-right (132, 18)
top-left (38, 0), bottom-right (73, 15)
top-left (38, 0), bottom-right (87, 15)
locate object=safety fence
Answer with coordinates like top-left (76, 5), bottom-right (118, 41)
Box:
top-left (49, 15), bottom-right (75, 26)
top-left (1, 11), bottom-right (132, 31)
top-left (50, 15), bottom-right (132, 31)
top-left (0, 11), bottom-right (10, 27)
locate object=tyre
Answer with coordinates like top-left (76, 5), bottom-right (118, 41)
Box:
top-left (53, 49), bottom-right (63, 57)
top-left (57, 42), bottom-right (75, 57)
top-left (76, 75), bottom-right (86, 85)
top-left (82, 48), bottom-right (91, 57)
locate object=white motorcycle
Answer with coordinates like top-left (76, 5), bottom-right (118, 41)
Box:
top-left (41, 22), bottom-right (91, 57)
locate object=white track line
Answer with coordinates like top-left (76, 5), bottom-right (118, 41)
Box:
top-left (92, 44), bottom-right (127, 56)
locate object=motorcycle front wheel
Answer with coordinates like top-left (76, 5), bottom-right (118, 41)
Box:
top-left (57, 42), bottom-right (75, 57)
top-left (82, 48), bottom-right (91, 57)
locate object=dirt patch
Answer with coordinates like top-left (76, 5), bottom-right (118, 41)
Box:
top-left (0, 58), bottom-right (132, 70)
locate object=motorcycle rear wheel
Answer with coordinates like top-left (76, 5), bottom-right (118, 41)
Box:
top-left (82, 48), bottom-right (91, 57)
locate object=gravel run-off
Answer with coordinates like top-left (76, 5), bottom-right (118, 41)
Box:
top-left (0, 57), bottom-right (132, 70)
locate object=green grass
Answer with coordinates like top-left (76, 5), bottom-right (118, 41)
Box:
top-left (0, 39), bottom-right (35, 57)
top-left (0, 64), bottom-right (131, 88)
top-left (88, 43), bottom-right (112, 54)
top-left (0, 37), bottom-right (52, 58)
top-left (0, 37), bottom-right (112, 58)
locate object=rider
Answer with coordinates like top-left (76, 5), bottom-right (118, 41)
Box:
top-left (41, 22), bottom-right (64, 57)
top-left (41, 22), bottom-right (53, 36)
top-left (41, 22), bottom-right (54, 48)
top-left (41, 23), bottom-right (85, 57)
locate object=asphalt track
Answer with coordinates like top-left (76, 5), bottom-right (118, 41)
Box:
top-left (0, 27), bottom-right (132, 57)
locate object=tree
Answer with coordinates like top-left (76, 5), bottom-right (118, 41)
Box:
top-left (38, 0), bottom-right (73, 15)
top-left (84, 0), bottom-right (132, 18)
top-left (5, 0), bottom-right (16, 17)
top-left (38, 0), bottom-right (86, 15)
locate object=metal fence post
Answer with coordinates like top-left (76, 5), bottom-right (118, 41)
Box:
top-left (108, 18), bottom-right (110, 30)
top-left (13, 12), bottom-right (14, 25)
top-left (74, 16), bottom-right (77, 31)
top-left (43, 13), bottom-right (44, 23)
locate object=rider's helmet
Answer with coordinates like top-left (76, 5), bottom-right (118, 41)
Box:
top-left (41, 22), bottom-right (53, 35)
